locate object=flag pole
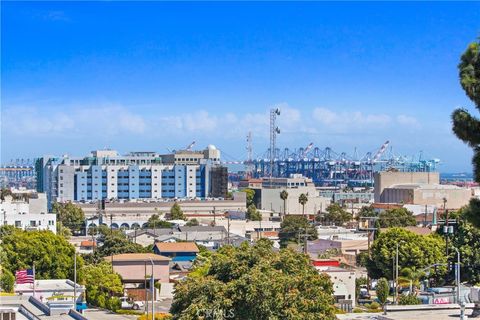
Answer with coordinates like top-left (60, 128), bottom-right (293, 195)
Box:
top-left (33, 263), bottom-right (36, 298)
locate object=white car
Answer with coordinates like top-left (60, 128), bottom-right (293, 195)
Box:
top-left (120, 297), bottom-right (144, 310)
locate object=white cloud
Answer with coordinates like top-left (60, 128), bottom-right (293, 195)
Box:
top-left (396, 114), bottom-right (419, 127)
top-left (313, 107), bottom-right (337, 125)
top-left (3, 105), bottom-right (146, 136)
top-left (2, 104), bottom-right (421, 149)
top-left (312, 107), bottom-right (391, 128)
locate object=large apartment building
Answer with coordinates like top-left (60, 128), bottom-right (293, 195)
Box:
top-left (35, 146), bottom-right (227, 206)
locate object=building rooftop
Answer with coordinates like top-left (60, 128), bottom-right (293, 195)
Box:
top-left (105, 253), bottom-right (170, 262)
top-left (155, 242), bottom-right (199, 253)
top-left (80, 240), bottom-right (96, 247)
top-left (388, 183), bottom-right (462, 190)
top-left (380, 226), bottom-right (433, 236)
top-left (15, 279), bottom-right (83, 292)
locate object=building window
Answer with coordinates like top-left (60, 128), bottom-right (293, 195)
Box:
top-left (15, 221), bottom-right (21, 227)
top-left (60, 176), bottom-right (63, 180)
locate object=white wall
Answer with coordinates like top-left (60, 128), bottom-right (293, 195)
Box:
top-left (0, 194), bottom-right (56, 233)
top-left (260, 187), bottom-right (331, 215)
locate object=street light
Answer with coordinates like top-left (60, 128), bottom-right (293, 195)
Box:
top-left (395, 240), bottom-right (405, 304)
top-left (453, 247), bottom-right (461, 304)
top-left (149, 257), bottom-right (154, 320)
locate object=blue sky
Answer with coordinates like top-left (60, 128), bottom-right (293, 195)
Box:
top-left (2, 2), bottom-right (480, 172)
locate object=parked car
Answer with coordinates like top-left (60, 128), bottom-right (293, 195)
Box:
top-left (359, 285), bottom-right (371, 299)
top-left (120, 297), bottom-right (144, 310)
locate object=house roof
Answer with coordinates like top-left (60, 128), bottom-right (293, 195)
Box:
top-left (262, 231), bottom-right (279, 238)
top-left (104, 253), bottom-right (170, 262)
top-left (371, 203), bottom-right (403, 210)
top-left (80, 240), bottom-right (96, 247)
top-left (155, 242), bottom-right (199, 253)
top-left (178, 226), bottom-right (227, 233)
top-left (126, 228), bottom-right (175, 239)
top-left (380, 226), bottom-right (433, 236)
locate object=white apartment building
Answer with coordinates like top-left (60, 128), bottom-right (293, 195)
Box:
top-left (259, 175), bottom-right (331, 215)
top-left (0, 193), bottom-right (56, 233)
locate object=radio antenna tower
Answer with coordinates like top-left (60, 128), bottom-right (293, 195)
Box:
top-left (270, 108), bottom-right (281, 177)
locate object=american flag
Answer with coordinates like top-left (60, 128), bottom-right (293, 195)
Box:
top-left (15, 269), bottom-right (34, 284)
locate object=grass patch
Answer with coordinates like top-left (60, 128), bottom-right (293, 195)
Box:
top-left (116, 309), bottom-right (143, 315)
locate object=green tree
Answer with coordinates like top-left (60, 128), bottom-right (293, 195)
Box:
top-left (298, 193), bottom-right (308, 217)
top-left (171, 239), bottom-right (336, 320)
top-left (357, 206), bottom-right (376, 219)
top-left (376, 278), bottom-right (389, 305)
top-left (1, 229), bottom-right (83, 280)
top-left (247, 204), bottom-right (262, 221)
top-left (87, 224), bottom-right (110, 237)
top-left (0, 225), bottom-right (16, 237)
top-left (97, 232), bottom-right (147, 257)
top-left (324, 203), bottom-right (353, 226)
top-left (378, 208), bottom-right (416, 228)
top-left (452, 40), bottom-right (480, 179)
top-left (0, 269), bottom-right (15, 293)
top-left (367, 228), bottom-right (446, 280)
top-left (449, 208), bottom-right (480, 283)
top-left (185, 218), bottom-right (200, 227)
top-left (451, 39), bottom-right (480, 227)
top-left (146, 214), bottom-right (173, 229)
top-left (81, 261), bottom-right (123, 310)
top-left (56, 222), bottom-right (72, 239)
top-left (169, 202), bottom-right (186, 220)
top-left (279, 215), bottom-right (317, 248)
top-left (398, 267), bottom-right (424, 294)
top-left (280, 190), bottom-right (288, 218)
top-left (242, 188), bottom-right (256, 207)
top-left (52, 202), bottom-right (86, 234)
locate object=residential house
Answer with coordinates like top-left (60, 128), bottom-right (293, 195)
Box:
top-left (154, 242), bottom-right (199, 262)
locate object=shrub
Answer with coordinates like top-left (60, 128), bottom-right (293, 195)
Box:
top-left (376, 278), bottom-right (389, 305)
top-left (399, 294), bottom-right (421, 305)
top-left (334, 308), bottom-right (346, 314)
top-left (106, 296), bottom-right (121, 312)
top-left (353, 308), bottom-right (364, 313)
top-left (369, 301), bottom-right (381, 310)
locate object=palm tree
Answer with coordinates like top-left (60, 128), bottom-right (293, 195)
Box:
top-left (280, 190), bottom-right (288, 220)
top-left (298, 193), bottom-right (308, 217)
top-left (398, 267), bottom-right (424, 295)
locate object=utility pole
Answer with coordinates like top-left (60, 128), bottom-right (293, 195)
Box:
top-left (304, 231), bottom-right (308, 255)
top-left (392, 257), bottom-right (396, 303)
top-left (227, 213), bottom-right (231, 245)
top-left (213, 206), bottom-right (216, 226)
top-left (74, 253), bottom-right (77, 309)
top-left (443, 197), bottom-right (449, 256)
top-left (149, 258), bottom-right (155, 320)
top-left (424, 204), bottom-right (428, 227)
top-left (395, 242), bottom-right (399, 305)
top-left (144, 261), bottom-right (148, 317)
top-left (110, 213), bottom-right (113, 235)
